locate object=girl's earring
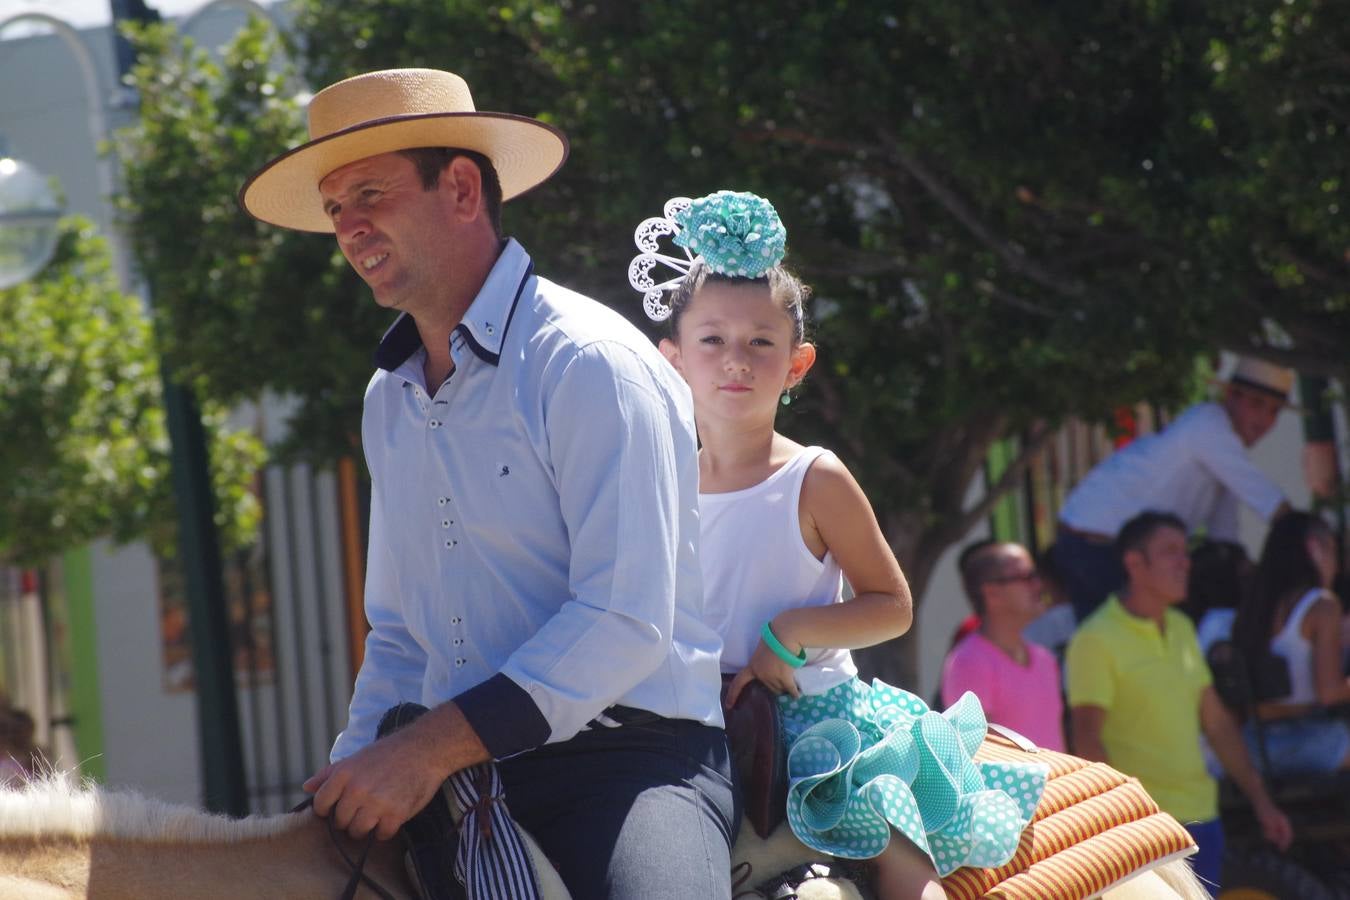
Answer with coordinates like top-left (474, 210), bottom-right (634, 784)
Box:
top-left (780, 390), bottom-right (792, 407)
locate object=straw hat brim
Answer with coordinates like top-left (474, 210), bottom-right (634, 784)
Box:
top-left (1208, 374), bottom-right (1301, 411)
top-left (239, 112), bottom-right (569, 233)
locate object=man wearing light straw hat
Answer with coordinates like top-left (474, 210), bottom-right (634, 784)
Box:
top-left (1050, 356), bottom-right (1296, 622)
top-left (242, 68), bottom-right (735, 899)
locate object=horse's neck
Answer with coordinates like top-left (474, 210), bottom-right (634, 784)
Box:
top-left (0, 816), bottom-right (412, 900)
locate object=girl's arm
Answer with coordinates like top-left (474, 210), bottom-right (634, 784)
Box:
top-left (771, 454), bottom-right (912, 654)
top-left (724, 453), bottom-right (913, 708)
top-left (1305, 592), bottom-right (1350, 706)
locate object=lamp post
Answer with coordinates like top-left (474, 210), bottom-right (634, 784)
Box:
top-left (0, 157), bottom-right (63, 289)
top-left (0, 2), bottom-right (248, 816)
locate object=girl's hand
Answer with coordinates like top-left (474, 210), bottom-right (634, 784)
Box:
top-left (724, 638), bottom-right (801, 708)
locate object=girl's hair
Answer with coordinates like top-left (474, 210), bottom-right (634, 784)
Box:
top-left (666, 259), bottom-right (811, 343)
top-left (1179, 539), bottom-right (1251, 624)
top-left (1233, 511), bottom-right (1332, 658)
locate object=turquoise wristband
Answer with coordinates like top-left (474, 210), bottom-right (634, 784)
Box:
top-left (761, 622), bottom-right (807, 669)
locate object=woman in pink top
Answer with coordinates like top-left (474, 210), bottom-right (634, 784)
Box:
top-left (941, 541), bottom-right (1066, 751)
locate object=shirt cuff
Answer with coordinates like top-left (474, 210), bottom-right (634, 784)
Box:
top-left (455, 673), bottom-right (551, 759)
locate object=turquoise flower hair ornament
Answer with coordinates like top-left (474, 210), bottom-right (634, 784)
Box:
top-left (627, 190), bottom-right (788, 322)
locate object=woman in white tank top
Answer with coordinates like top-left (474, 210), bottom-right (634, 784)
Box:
top-left (1232, 512), bottom-right (1350, 775)
top-left (635, 190), bottom-right (1048, 898)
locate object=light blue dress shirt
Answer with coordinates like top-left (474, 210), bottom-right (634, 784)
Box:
top-left (331, 239), bottom-right (724, 762)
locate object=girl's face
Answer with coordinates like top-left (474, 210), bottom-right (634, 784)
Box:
top-left (660, 281), bottom-right (815, 426)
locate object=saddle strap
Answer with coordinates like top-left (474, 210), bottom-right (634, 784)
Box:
top-left (448, 763), bottom-right (542, 900)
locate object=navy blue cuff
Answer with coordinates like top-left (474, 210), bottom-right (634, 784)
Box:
top-left (455, 673), bottom-right (551, 759)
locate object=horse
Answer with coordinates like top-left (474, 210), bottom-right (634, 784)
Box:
top-left (0, 770), bottom-right (1211, 900)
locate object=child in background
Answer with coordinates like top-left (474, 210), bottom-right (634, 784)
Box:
top-left (0, 707), bottom-right (39, 786)
top-left (630, 192), bottom-right (1046, 899)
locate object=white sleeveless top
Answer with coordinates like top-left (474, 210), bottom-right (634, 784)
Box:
top-left (1270, 587), bottom-right (1327, 705)
top-left (699, 446), bottom-right (857, 696)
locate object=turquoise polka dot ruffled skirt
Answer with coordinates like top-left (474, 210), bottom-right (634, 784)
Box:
top-left (780, 679), bottom-right (1047, 876)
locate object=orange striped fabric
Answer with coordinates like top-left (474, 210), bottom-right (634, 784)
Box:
top-left (941, 735), bottom-right (1196, 900)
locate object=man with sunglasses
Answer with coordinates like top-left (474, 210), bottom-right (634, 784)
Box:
top-left (941, 540), bottom-right (1065, 751)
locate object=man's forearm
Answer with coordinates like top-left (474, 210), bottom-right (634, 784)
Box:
top-left (414, 701), bottom-right (492, 777)
top-left (1204, 708), bottom-right (1274, 809)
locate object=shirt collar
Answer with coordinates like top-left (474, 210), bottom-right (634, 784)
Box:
top-left (455, 238), bottom-right (533, 367)
top-left (372, 238), bottom-right (535, 372)
top-left (1104, 593), bottom-right (1170, 637)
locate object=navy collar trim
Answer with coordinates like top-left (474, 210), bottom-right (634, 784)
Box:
top-left (371, 242), bottom-right (535, 373)
top-left (373, 313), bottom-right (421, 372)
top-left (453, 260), bottom-right (533, 367)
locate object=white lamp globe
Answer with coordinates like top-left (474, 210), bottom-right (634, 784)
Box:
top-left (0, 157), bottom-right (65, 290)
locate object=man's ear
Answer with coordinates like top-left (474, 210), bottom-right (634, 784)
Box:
top-left (440, 155), bottom-right (483, 220)
top-left (786, 342), bottom-right (817, 388)
top-left (1121, 548), bottom-right (1142, 580)
top-left (658, 337), bottom-right (682, 373)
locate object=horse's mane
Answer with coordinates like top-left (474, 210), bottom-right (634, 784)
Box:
top-left (0, 773), bottom-right (309, 843)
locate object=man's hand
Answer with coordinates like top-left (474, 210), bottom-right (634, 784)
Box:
top-left (1252, 795), bottom-right (1295, 852)
top-left (304, 702), bottom-right (487, 841)
top-left (724, 638), bottom-right (800, 709)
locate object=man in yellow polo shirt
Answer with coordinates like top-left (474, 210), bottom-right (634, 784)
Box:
top-left (1066, 510), bottom-right (1292, 895)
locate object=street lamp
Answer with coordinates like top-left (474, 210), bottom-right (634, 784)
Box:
top-left (0, 157), bottom-right (64, 289)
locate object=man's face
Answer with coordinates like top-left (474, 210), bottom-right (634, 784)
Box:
top-left (1224, 384), bottom-right (1283, 446)
top-left (983, 545), bottom-right (1044, 626)
top-left (319, 152), bottom-right (454, 312)
top-left (1129, 526), bottom-right (1191, 604)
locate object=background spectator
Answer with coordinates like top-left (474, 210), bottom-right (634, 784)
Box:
top-left (0, 707), bottom-right (40, 786)
top-left (1066, 511), bottom-right (1291, 895)
top-left (1182, 539), bottom-right (1255, 656)
top-left (1230, 511), bottom-right (1350, 777)
top-left (1023, 549), bottom-right (1076, 662)
top-left (942, 541), bottom-right (1065, 751)
top-left (1051, 358), bottom-right (1293, 621)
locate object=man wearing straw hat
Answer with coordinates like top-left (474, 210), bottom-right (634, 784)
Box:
top-left (242, 69), bottom-right (735, 899)
top-left (1050, 357), bottom-right (1295, 622)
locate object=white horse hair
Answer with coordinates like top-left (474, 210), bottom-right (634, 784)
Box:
top-left (0, 773), bottom-right (306, 843)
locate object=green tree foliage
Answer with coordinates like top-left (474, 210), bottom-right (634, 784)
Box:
top-left (115, 20), bottom-right (376, 460)
top-left (0, 219), bottom-right (263, 565)
top-left (118, 2), bottom-right (1350, 683)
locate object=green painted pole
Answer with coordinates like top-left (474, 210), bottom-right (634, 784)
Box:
top-left (160, 376), bottom-right (248, 816)
top-left (58, 548), bottom-right (106, 781)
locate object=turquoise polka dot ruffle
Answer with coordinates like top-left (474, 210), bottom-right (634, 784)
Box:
top-left (780, 679), bottom-right (1046, 876)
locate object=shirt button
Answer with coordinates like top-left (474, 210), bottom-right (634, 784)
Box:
top-left (453, 638), bottom-right (463, 646)
top-left (429, 419), bottom-right (441, 429)
top-left (444, 539), bottom-right (457, 549)
top-left (451, 616), bottom-right (462, 625)
top-left (455, 658), bottom-right (465, 667)
top-left (438, 497), bottom-right (448, 506)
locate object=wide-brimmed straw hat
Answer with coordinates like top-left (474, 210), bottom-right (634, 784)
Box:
top-left (1218, 356), bottom-right (1298, 407)
top-left (240, 68), bottom-right (568, 232)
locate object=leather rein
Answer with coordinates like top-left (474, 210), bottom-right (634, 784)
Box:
top-left (292, 796), bottom-right (401, 900)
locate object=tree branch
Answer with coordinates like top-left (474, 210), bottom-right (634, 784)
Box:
top-left (872, 132), bottom-right (1090, 303)
top-left (946, 422), bottom-right (1056, 544)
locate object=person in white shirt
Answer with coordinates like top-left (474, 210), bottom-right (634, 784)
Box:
top-left (1051, 357), bottom-right (1292, 620)
top-left (241, 69), bottom-right (733, 900)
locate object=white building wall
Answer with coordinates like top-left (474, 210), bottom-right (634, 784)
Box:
top-left (89, 540), bottom-right (201, 803)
